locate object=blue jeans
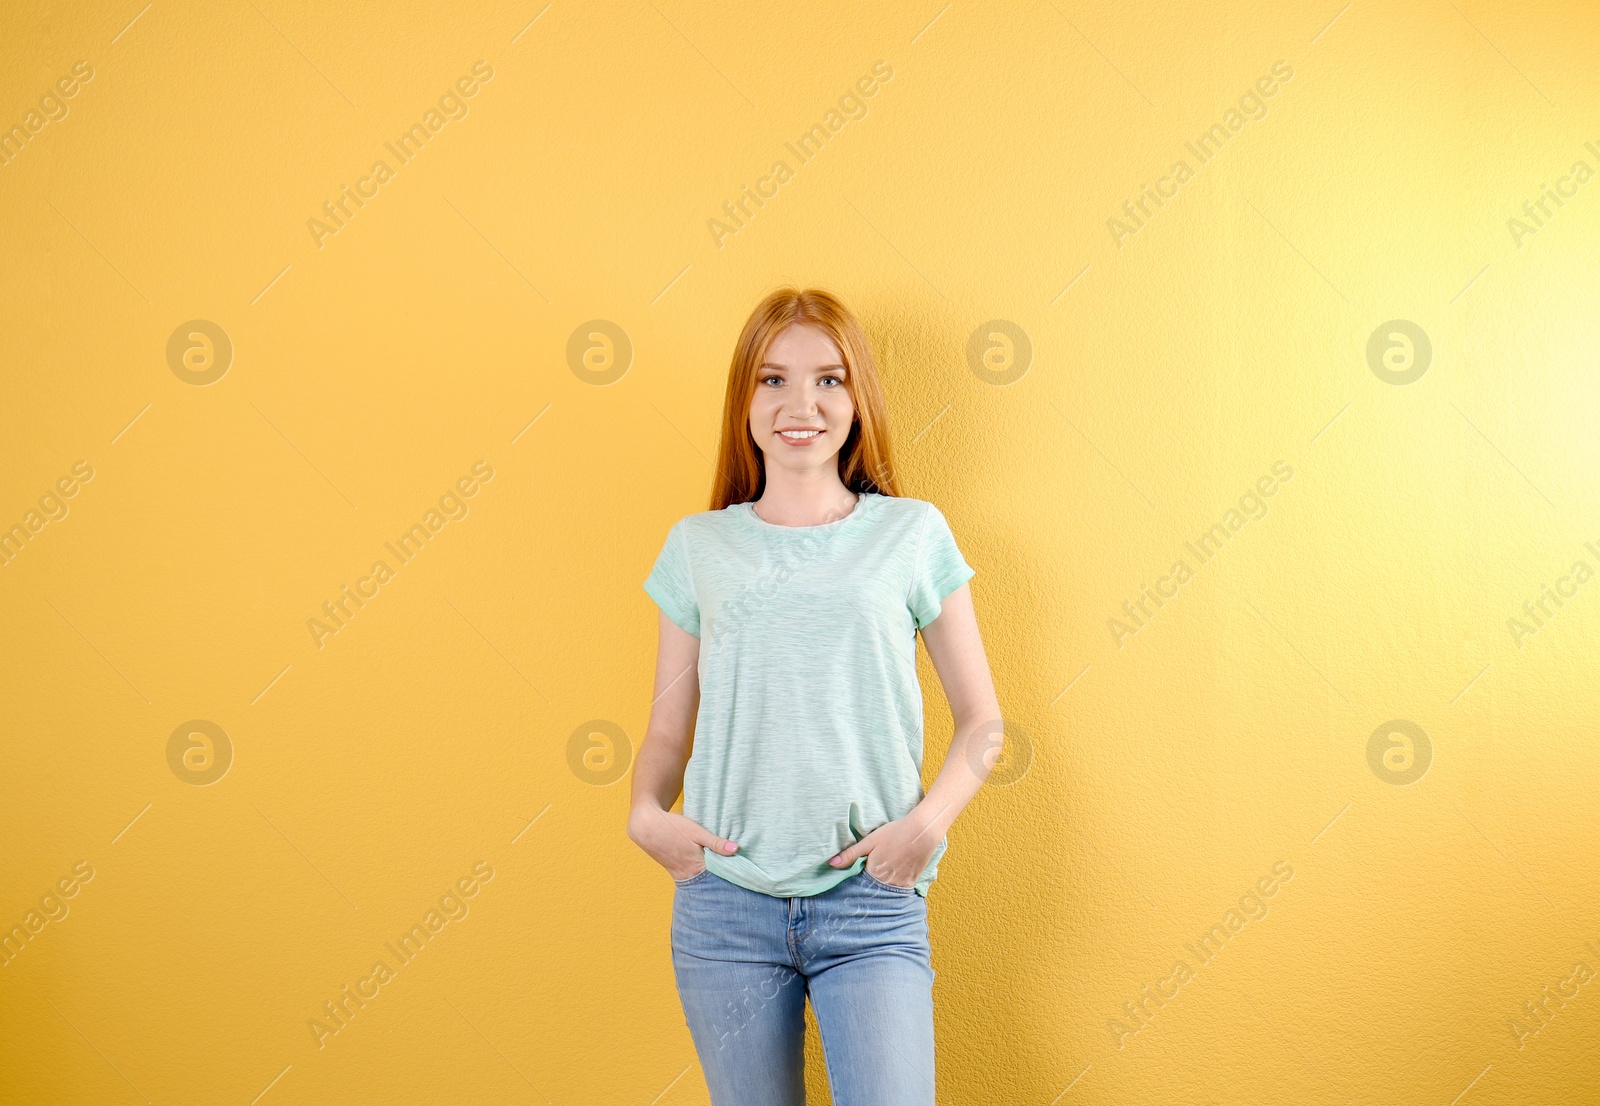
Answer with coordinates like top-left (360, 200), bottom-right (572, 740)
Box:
top-left (671, 866), bottom-right (937, 1105)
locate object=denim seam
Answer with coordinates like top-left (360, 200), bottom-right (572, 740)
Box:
top-left (785, 899), bottom-right (809, 973)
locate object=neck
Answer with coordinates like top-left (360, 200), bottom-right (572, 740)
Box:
top-left (753, 468), bottom-right (858, 526)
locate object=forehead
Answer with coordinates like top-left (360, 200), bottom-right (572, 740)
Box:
top-left (762, 322), bottom-right (845, 368)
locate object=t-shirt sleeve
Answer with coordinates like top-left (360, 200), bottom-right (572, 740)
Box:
top-left (643, 522), bottom-right (700, 636)
top-left (907, 502), bottom-right (975, 630)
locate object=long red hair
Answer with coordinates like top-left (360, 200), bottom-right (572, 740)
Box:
top-left (710, 287), bottom-right (903, 510)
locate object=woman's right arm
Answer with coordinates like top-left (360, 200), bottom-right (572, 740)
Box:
top-left (626, 610), bottom-right (739, 879)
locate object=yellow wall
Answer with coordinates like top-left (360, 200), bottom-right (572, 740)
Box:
top-left (2, 1), bottom-right (1597, 1103)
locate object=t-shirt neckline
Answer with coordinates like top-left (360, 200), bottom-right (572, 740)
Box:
top-left (740, 491), bottom-right (873, 532)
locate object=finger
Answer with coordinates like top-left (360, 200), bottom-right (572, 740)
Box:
top-left (829, 835), bottom-right (872, 866)
top-left (702, 833), bottom-right (738, 854)
top-left (688, 822), bottom-right (739, 854)
top-left (671, 817), bottom-right (738, 853)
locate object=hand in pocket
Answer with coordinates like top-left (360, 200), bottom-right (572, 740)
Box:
top-left (627, 805), bottom-right (738, 881)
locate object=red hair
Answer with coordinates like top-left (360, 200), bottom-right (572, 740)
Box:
top-left (710, 287), bottom-right (902, 510)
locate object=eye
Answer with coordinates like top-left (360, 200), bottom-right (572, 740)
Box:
top-left (821, 374), bottom-right (844, 387)
top-left (760, 374), bottom-right (783, 386)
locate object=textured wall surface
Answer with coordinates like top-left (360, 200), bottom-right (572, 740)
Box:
top-left (2, 2), bottom-right (1598, 1104)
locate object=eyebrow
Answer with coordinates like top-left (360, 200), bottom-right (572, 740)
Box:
top-left (759, 363), bottom-right (848, 374)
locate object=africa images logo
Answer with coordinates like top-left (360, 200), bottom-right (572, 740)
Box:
top-left (0, 60), bottom-right (94, 169)
top-left (306, 61), bottom-right (495, 249)
top-left (706, 61), bottom-right (894, 249)
top-left (1107, 60), bottom-right (1294, 248)
top-left (306, 462), bottom-right (495, 649)
top-left (309, 861), bottom-right (495, 1049)
top-left (1108, 460), bottom-right (1294, 647)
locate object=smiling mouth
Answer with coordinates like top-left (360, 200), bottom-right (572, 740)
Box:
top-left (778, 429), bottom-right (822, 439)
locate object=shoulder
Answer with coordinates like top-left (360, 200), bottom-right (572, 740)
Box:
top-left (662, 503), bottom-right (746, 542)
top-left (861, 494), bottom-right (943, 547)
top-left (869, 493), bottom-right (937, 519)
top-left (870, 494), bottom-right (948, 532)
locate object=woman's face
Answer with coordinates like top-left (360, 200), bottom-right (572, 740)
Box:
top-left (748, 323), bottom-right (856, 475)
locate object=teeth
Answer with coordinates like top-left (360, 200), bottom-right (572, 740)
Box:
top-left (780, 430), bottom-right (820, 438)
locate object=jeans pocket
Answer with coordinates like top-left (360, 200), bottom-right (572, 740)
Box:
top-left (674, 867), bottom-right (712, 887)
top-left (860, 869), bottom-right (916, 894)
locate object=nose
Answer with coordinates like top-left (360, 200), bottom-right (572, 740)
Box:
top-left (785, 383), bottom-right (820, 418)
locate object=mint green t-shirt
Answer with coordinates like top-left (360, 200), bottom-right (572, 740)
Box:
top-left (643, 491), bottom-right (975, 898)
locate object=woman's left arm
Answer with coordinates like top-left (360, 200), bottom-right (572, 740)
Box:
top-left (829, 580), bottom-right (1004, 883)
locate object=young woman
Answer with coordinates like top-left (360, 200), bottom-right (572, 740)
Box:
top-left (627, 287), bottom-right (1004, 1105)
